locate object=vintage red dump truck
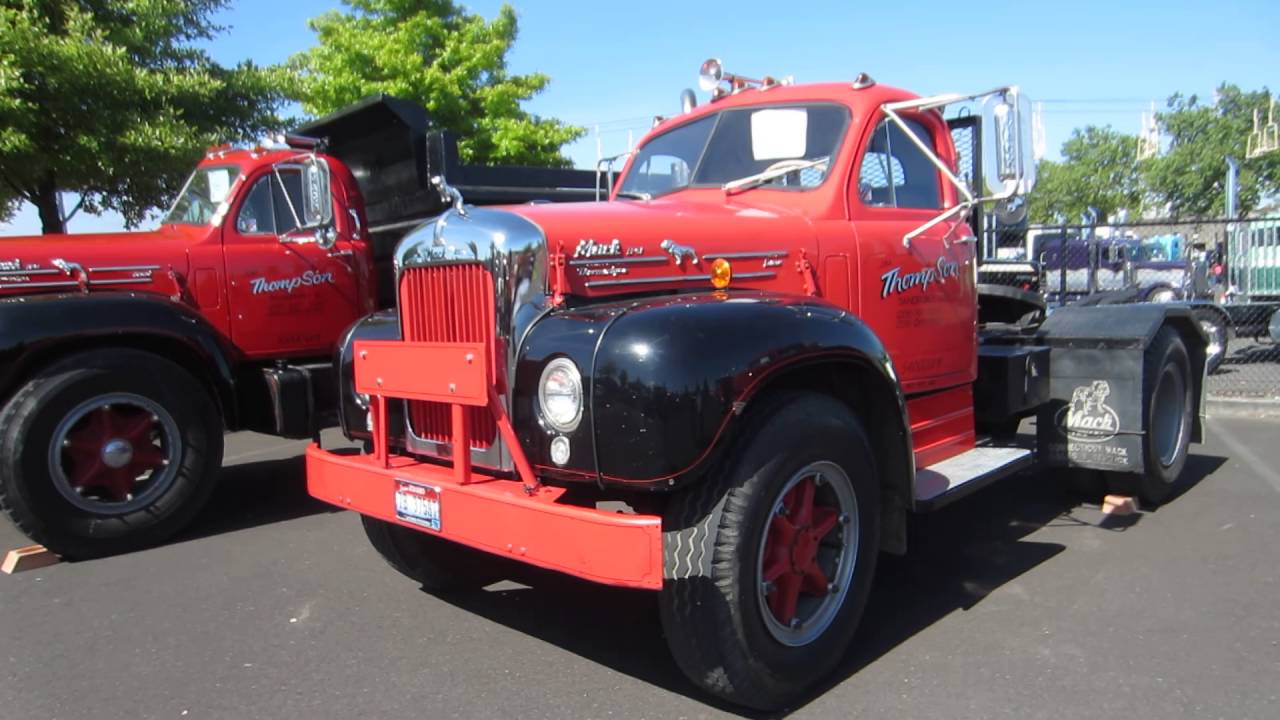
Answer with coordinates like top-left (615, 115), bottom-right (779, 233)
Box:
top-left (307, 61), bottom-right (1208, 710)
top-left (0, 96), bottom-right (597, 558)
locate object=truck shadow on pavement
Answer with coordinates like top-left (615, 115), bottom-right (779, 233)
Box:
top-left (176, 455), bottom-right (341, 544)
top-left (429, 451), bottom-right (1225, 718)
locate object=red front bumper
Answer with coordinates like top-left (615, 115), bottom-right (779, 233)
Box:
top-left (306, 445), bottom-right (665, 590)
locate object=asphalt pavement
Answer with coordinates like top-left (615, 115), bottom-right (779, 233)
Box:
top-left (1, 419), bottom-right (1278, 720)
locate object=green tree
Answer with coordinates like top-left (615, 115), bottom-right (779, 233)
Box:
top-left (290, 0), bottom-right (584, 168)
top-left (1028, 125), bottom-right (1144, 224)
top-left (0, 0), bottom-right (289, 234)
top-left (1145, 84), bottom-right (1280, 218)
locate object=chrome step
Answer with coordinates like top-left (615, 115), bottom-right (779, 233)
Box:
top-left (914, 446), bottom-right (1034, 511)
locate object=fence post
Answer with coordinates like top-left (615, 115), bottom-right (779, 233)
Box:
top-left (1059, 224), bottom-right (1068, 308)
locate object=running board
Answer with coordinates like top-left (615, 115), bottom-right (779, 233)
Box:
top-left (914, 446), bottom-right (1034, 511)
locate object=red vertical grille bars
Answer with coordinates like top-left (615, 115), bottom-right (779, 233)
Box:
top-left (398, 264), bottom-right (498, 449)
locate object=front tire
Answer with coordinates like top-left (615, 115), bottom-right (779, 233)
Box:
top-left (361, 515), bottom-right (507, 591)
top-left (658, 393), bottom-right (880, 711)
top-left (0, 349), bottom-right (223, 559)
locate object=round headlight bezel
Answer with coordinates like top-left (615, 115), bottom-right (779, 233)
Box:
top-left (538, 357), bottom-right (584, 433)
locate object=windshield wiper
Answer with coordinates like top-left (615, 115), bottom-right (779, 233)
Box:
top-left (722, 157), bottom-right (830, 194)
top-left (614, 190), bottom-right (653, 201)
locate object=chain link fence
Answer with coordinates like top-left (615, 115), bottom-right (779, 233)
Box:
top-left (978, 217), bottom-right (1280, 401)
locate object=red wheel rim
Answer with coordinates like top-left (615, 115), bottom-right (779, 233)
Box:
top-left (756, 461), bottom-right (858, 646)
top-left (49, 393), bottom-right (180, 513)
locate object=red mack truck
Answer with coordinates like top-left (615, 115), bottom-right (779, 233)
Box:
top-left (307, 61), bottom-right (1208, 710)
top-left (0, 95), bottom-right (598, 558)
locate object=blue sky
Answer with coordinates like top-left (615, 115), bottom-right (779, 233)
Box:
top-left (3, 0), bottom-right (1277, 234)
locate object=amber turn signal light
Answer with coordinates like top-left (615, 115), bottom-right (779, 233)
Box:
top-left (710, 258), bottom-right (732, 289)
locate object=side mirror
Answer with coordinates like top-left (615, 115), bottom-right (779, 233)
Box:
top-left (981, 89), bottom-right (1037, 198)
top-left (300, 156), bottom-right (333, 229)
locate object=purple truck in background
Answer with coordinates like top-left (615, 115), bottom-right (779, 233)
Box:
top-left (1026, 228), bottom-right (1230, 373)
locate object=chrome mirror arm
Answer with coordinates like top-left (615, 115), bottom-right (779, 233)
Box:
top-left (882, 88), bottom-right (1022, 248)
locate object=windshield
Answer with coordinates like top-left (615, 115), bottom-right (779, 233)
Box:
top-left (163, 165), bottom-right (240, 225)
top-left (617, 104), bottom-right (850, 198)
top-left (1134, 242), bottom-right (1170, 262)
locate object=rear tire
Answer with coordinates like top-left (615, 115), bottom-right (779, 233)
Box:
top-left (0, 349), bottom-right (222, 559)
top-left (658, 393), bottom-right (880, 711)
top-left (1134, 327), bottom-right (1193, 505)
top-left (361, 515), bottom-right (506, 591)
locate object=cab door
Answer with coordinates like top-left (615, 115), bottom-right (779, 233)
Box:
top-left (223, 163), bottom-right (362, 359)
top-left (850, 114), bottom-right (977, 396)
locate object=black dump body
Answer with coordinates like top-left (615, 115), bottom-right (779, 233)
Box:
top-left (297, 95), bottom-right (599, 307)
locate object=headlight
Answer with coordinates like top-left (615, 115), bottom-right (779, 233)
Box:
top-left (538, 358), bottom-right (583, 432)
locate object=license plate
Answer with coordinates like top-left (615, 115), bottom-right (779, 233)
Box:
top-left (394, 479), bottom-right (441, 532)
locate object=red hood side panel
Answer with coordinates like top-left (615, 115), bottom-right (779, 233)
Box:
top-left (510, 196), bottom-right (818, 299)
top-left (0, 225), bottom-right (202, 297)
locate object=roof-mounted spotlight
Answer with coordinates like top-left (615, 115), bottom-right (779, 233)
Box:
top-left (698, 58), bottom-right (727, 91)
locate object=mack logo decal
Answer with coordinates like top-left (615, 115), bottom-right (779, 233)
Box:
top-left (249, 270), bottom-right (335, 295)
top-left (425, 243), bottom-right (469, 261)
top-left (1056, 380), bottom-right (1120, 443)
top-left (880, 256), bottom-right (960, 298)
top-left (574, 238), bottom-right (623, 258)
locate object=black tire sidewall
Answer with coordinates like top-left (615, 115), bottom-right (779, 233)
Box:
top-left (1140, 328), bottom-right (1192, 500)
top-left (361, 515), bottom-right (507, 591)
top-left (0, 351), bottom-right (221, 557)
top-left (716, 394), bottom-right (880, 695)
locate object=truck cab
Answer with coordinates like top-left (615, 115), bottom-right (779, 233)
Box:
top-left (0, 143), bottom-right (374, 358)
top-left (0, 95), bottom-right (601, 561)
top-left (309, 61), bottom-right (1208, 711)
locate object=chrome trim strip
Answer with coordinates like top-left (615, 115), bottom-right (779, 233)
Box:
top-left (584, 270), bottom-right (778, 288)
top-left (568, 256), bottom-right (667, 267)
top-left (88, 265), bottom-right (161, 273)
top-left (704, 250), bottom-right (788, 260)
top-left (0, 280), bottom-right (79, 289)
top-left (0, 269), bottom-right (60, 277)
top-left (585, 274), bottom-right (710, 288)
top-left (88, 278), bottom-right (153, 286)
